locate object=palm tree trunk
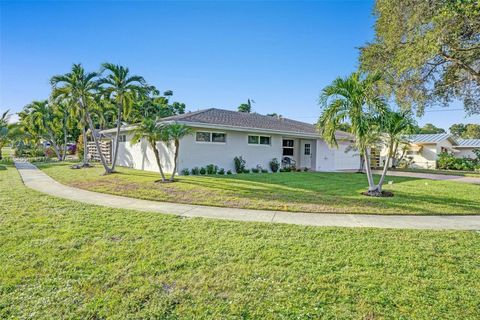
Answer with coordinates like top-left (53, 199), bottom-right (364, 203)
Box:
top-left (170, 140), bottom-right (179, 181)
top-left (82, 126), bottom-right (88, 165)
top-left (85, 109), bottom-right (112, 174)
top-left (152, 142), bottom-right (167, 182)
top-left (376, 141), bottom-right (394, 192)
top-left (363, 148), bottom-right (376, 191)
top-left (63, 122), bottom-right (68, 161)
top-left (111, 104), bottom-right (122, 171)
top-left (47, 131), bottom-right (62, 161)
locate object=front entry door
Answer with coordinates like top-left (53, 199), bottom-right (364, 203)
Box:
top-left (300, 141), bottom-right (312, 168)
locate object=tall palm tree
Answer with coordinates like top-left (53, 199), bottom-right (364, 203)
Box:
top-left (318, 72), bottom-right (387, 194)
top-left (51, 64), bottom-right (112, 173)
top-left (130, 118), bottom-right (169, 182)
top-left (99, 63), bottom-right (147, 171)
top-left (376, 109), bottom-right (417, 191)
top-left (165, 123), bottom-right (192, 181)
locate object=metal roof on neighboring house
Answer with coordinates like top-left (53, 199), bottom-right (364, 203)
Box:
top-left (406, 133), bottom-right (457, 144)
top-left (456, 139), bottom-right (480, 148)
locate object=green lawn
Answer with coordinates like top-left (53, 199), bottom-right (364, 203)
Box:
top-left (37, 162), bottom-right (480, 215)
top-left (2, 164), bottom-right (480, 318)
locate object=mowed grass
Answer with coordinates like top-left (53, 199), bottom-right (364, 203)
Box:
top-left (391, 167), bottom-right (480, 178)
top-left (37, 162), bottom-right (480, 214)
top-left (2, 165), bottom-right (480, 318)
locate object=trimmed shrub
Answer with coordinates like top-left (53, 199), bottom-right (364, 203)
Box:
top-left (284, 167), bottom-right (291, 172)
top-left (251, 168), bottom-right (259, 173)
top-left (234, 156), bottom-right (246, 173)
top-left (181, 168), bottom-right (190, 175)
top-left (243, 169), bottom-right (250, 174)
top-left (191, 167), bottom-right (200, 175)
top-left (199, 167), bottom-right (207, 175)
top-left (226, 170), bottom-right (232, 175)
top-left (269, 158), bottom-right (280, 172)
top-left (218, 168), bottom-right (225, 175)
top-left (261, 169), bottom-right (268, 173)
top-left (303, 167), bottom-right (309, 172)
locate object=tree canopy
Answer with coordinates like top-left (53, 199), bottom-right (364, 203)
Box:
top-left (360, 0), bottom-right (480, 115)
top-left (417, 123), bottom-right (446, 134)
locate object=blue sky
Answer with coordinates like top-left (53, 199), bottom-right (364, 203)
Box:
top-left (1, 0), bottom-right (478, 130)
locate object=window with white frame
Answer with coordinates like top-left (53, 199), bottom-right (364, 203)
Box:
top-left (118, 135), bottom-right (126, 142)
top-left (304, 143), bottom-right (311, 155)
top-left (195, 131), bottom-right (226, 143)
top-left (248, 135), bottom-right (271, 145)
top-left (283, 139), bottom-right (294, 156)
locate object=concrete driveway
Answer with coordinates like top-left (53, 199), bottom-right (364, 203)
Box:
top-left (373, 170), bottom-right (480, 184)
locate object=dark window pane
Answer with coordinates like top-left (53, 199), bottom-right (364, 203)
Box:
top-left (260, 136), bottom-right (271, 145)
top-left (212, 133), bottom-right (226, 142)
top-left (283, 148), bottom-right (294, 156)
top-left (248, 136), bottom-right (259, 144)
top-left (283, 140), bottom-right (294, 147)
top-left (196, 132), bottom-right (211, 142)
top-left (304, 143), bottom-right (311, 155)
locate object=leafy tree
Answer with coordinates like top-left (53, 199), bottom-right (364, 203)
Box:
top-left (51, 64), bottom-right (111, 172)
top-left (449, 123), bottom-right (467, 137)
top-left (164, 123), bottom-right (192, 181)
top-left (238, 99), bottom-right (254, 113)
top-left (0, 110), bottom-right (11, 160)
top-left (360, 0), bottom-right (480, 115)
top-left (318, 72), bottom-right (387, 195)
top-left (130, 118), bottom-right (169, 182)
top-left (99, 63), bottom-right (148, 171)
top-left (463, 124), bottom-right (480, 139)
top-left (337, 123), bottom-right (351, 132)
top-left (130, 92), bottom-right (186, 122)
top-left (418, 123), bottom-right (446, 134)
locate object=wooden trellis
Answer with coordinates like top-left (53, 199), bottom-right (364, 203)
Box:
top-left (87, 140), bottom-right (112, 164)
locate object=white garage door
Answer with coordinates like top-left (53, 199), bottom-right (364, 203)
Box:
top-left (334, 143), bottom-right (360, 171)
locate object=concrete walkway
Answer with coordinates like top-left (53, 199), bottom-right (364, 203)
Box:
top-left (14, 161), bottom-right (480, 230)
top-left (373, 170), bottom-right (480, 184)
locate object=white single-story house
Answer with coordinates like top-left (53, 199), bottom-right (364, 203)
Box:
top-left (99, 108), bottom-right (362, 173)
top-left (379, 133), bottom-right (480, 169)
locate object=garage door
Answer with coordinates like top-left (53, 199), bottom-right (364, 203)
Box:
top-left (334, 143), bottom-right (361, 171)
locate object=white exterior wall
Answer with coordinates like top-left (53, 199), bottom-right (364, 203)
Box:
top-left (111, 127), bottom-right (361, 173)
top-left (455, 148), bottom-right (477, 158)
top-left (115, 134), bottom-right (175, 173)
top-left (177, 128), bottom-right (283, 172)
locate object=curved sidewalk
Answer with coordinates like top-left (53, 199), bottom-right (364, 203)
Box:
top-left (15, 161), bottom-right (480, 230)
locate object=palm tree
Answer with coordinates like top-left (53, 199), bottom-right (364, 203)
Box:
top-left (130, 118), bottom-right (169, 182)
top-left (165, 123), bottom-right (192, 181)
top-left (99, 63), bottom-right (147, 171)
top-left (21, 100), bottom-right (64, 160)
top-left (51, 64), bottom-right (112, 173)
top-left (318, 72), bottom-right (387, 195)
top-left (0, 110), bottom-right (11, 160)
top-left (376, 109), bottom-right (417, 191)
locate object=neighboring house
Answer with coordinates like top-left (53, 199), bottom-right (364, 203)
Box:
top-left (379, 133), bottom-right (480, 169)
top-left (100, 108), bottom-right (361, 173)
